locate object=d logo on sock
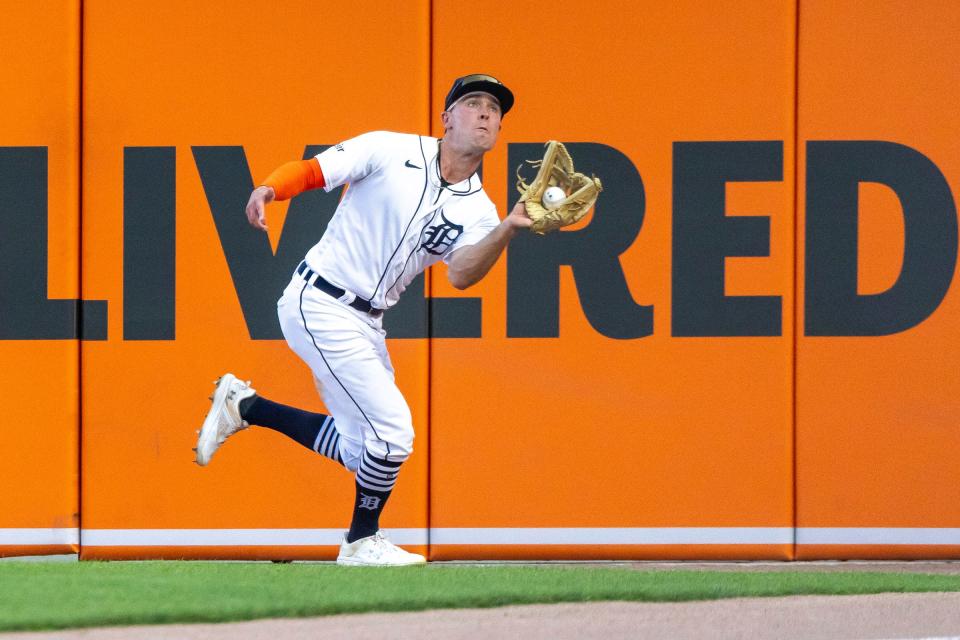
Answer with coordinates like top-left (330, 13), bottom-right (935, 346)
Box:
top-left (359, 494), bottom-right (382, 510)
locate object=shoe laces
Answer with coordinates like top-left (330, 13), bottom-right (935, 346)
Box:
top-left (369, 531), bottom-right (396, 558)
top-left (225, 380), bottom-right (252, 401)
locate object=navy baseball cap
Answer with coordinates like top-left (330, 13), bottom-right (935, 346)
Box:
top-left (444, 73), bottom-right (514, 115)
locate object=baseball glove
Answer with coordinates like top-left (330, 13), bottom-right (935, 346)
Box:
top-left (515, 141), bottom-right (603, 234)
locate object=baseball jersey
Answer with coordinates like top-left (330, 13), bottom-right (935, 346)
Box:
top-left (305, 131), bottom-right (501, 310)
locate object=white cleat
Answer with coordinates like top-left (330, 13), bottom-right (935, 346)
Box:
top-left (195, 373), bottom-right (256, 466)
top-left (336, 531), bottom-right (426, 567)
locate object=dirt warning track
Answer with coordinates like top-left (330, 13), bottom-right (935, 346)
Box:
top-left (4, 593), bottom-right (960, 640)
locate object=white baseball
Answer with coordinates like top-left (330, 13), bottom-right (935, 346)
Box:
top-left (542, 186), bottom-right (566, 210)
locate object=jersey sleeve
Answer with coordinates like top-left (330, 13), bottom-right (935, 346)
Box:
top-left (442, 205), bottom-right (501, 264)
top-left (314, 131), bottom-right (388, 192)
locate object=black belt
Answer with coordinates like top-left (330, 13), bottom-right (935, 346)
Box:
top-left (296, 261), bottom-right (383, 318)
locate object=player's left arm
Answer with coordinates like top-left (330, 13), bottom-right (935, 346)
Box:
top-left (446, 201), bottom-right (532, 290)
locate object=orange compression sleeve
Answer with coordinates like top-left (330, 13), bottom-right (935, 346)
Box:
top-left (261, 157), bottom-right (325, 201)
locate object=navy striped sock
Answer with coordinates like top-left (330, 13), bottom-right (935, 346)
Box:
top-left (239, 395), bottom-right (343, 465)
top-left (346, 450), bottom-right (402, 542)
top-left (356, 449), bottom-right (402, 493)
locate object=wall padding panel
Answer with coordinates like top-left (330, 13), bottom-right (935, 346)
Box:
top-left (796, 0), bottom-right (960, 559)
top-left (80, 1), bottom-right (431, 559)
top-left (0, 0), bottom-right (82, 557)
top-left (428, 0), bottom-right (798, 559)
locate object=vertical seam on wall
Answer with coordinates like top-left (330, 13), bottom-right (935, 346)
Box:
top-left (426, 0), bottom-right (434, 559)
top-left (77, 0), bottom-right (85, 557)
top-left (791, 0), bottom-right (801, 561)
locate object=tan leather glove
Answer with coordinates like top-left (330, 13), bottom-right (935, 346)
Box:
top-left (516, 141), bottom-right (603, 235)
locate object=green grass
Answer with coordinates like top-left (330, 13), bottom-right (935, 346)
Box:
top-left (2, 562), bottom-right (960, 631)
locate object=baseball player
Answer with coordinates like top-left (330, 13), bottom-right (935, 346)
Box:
top-left (195, 74), bottom-right (531, 566)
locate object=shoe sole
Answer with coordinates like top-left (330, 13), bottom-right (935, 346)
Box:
top-left (195, 374), bottom-right (237, 466)
top-left (336, 556), bottom-right (426, 567)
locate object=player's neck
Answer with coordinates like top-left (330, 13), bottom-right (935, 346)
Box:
top-left (438, 138), bottom-right (482, 185)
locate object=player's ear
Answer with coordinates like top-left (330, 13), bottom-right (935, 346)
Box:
top-left (441, 110), bottom-right (450, 130)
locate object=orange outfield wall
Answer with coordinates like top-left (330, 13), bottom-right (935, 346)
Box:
top-left (427, 0), bottom-right (797, 559)
top-left (0, 0), bottom-right (81, 556)
top-left (78, 0), bottom-right (431, 559)
top-left (2, 0), bottom-right (958, 561)
top-left (795, 0), bottom-right (960, 558)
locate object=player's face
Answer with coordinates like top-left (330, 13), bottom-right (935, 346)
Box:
top-left (443, 92), bottom-right (502, 152)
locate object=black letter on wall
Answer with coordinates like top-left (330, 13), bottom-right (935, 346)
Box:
top-left (805, 141), bottom-right (957, 336)
top-left (507, 142), bottom-right (652, 339)
top-left (0, 147), bottom-right (107, 339)
top-left (672, 141), bottom-right (783, 337)
top-left (194, 145), bottom-right (459, 340)
top-left (124, 147), bottom-right (175, 339)
top-left (192, 146), bottom-right (339, 340)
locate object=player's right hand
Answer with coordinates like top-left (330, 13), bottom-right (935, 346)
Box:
top-left (245, 186), bottom-right (275, 231)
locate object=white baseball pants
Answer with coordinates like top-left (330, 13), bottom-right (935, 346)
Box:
top-left (276, 275), bottom-right (414, 472)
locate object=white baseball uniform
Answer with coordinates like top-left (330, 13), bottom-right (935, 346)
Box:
top-left (276, 131), bottom-right (500, 473)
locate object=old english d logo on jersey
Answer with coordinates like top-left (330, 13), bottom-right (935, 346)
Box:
top-left (420, 211), bottom-right (463, 255)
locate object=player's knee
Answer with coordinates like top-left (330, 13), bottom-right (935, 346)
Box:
top-left (394, 433), bottom-right (414, 460)
top-left (365, 427), bottom-right (414, 463)
top-left (393, 424), bottom-right (415, 459)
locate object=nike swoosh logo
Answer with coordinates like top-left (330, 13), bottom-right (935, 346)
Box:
top-left (405, 160), bottom-right (422, 169)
